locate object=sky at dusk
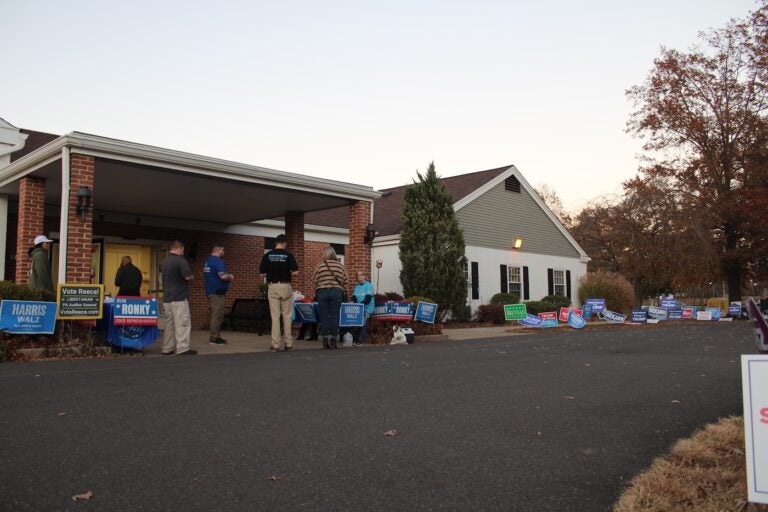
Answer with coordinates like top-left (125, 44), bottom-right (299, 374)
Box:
top-left (2, 0), bottom-right (757, 212)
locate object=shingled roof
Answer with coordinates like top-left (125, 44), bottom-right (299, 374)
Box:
top-left (11, 129), bottom-right (60, 162)
top-left (304, 165), bottom-right (511, 236)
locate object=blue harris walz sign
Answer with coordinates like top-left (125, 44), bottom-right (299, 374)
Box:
top-left (0, 300), bottom-right (58, 334)
top-left (339, 303), bottom-right (365, 327)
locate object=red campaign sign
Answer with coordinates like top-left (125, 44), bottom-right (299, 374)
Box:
top-left (113, 317), bottom-right (157, 326)
top-left (539, 311), bottom-right (558, 321)
top-left (558, 307), bottom-right (582, 322)
top-left (682, 308), bottom-right (694, 319)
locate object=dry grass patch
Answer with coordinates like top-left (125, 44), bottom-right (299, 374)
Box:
top-left (614, 416), bottom-right (768, 512)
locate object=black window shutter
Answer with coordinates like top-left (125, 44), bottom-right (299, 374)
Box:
top-left (500, 265), bottom-right (508, 293)
top-left (566, 270), bottom-right (572, 299)
top-left (471, 262), bottom-right (480, 300)
top-left (547, 268), bottom-right (554, 296)
top-left (523, 266), bottom-right (530, 300)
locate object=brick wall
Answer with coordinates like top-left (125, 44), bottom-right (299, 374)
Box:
top-left (345, 201), bottom-right (372, 295)
top-left (285, 212), bottom-right (306, 294)
top-left (15, 176), bottom-right (46, 283)
top-left (66, 155), bottom-right (95, 283)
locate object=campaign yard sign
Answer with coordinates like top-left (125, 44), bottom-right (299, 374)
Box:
top-left (661, 299), bottom-right (679, 310)
top-left (600, 310), bottom-right (626, 323)
top-left (113, 297), bottom-right (158, 326)
top-left (730, 304), bottom-right (743, 317)
top-left (518, 314), bottom-right (543, 327)
top-left (741, 355), bottom-right (768, 504)
top-left (682, 307), bottom-right (696, 319)
top-left (567, 310), bottom-right (586, 329)
top-left (559, 307), bottom-right (583, 322)
top-left (57, 284), bottom-right (104, 319)
top-left (0, 300), bottom-right (57, 334)
top-left (667, 309), bottom-right (683, 320)
top-left (648, 306), bottom-right (668, 320)
top-left (414, 301), bottom-right (438, 324)
top-left (538, 311), bottom-right (559, 328)
top-left (339, 303), bottom-right (365, 327)
top-left (372, 301), bottom-right (414, 321)
top-left (708, 307), bottom-right (723, 320)
top-left (585, 298), bottom-right (606, 314)
top-left (504, 304), bottom-right (528, 321)
top-left (295, 303), bottom-right (318, 323)
top-left (631, 310), bottom-right (648, 324)
top-left (581, 304), bottom-right (593, 320)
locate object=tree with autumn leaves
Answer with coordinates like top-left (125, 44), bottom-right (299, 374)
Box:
top-left (573, 3), bottom-right (768, 302)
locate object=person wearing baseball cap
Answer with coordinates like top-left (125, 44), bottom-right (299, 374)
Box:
top-left (28, 235), bottom-right (54, 293)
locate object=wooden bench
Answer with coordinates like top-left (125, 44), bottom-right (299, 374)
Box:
top-left (223, 298), bottom-right (270, 335)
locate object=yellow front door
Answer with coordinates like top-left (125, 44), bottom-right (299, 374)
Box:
top-left (104, 244), bottom-right (152, 297)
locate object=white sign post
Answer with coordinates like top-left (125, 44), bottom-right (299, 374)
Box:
top-left (742, 355), bottom-right (768, 504)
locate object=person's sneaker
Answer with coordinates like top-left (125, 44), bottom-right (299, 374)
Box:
top-left (284, 346), bottom-right (293, 352)
top-left (209, 337), bottom-right (227, 345)
top-left (178, 349), bottom-right (198, 356)
top-left (353, 342), bottom-right (362, 347)
top-left (269, 347), bottom-right (279, 352)
top-left (162, 351), bottom-right (175, 356)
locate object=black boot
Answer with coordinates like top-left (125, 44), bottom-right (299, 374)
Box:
top-left (331, 335), bottom-right (338, 349)
top-left (322, 336), bottom-right (330, 350)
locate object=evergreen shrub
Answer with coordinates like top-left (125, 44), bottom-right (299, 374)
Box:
top-left (490, 293), bottom-right (519, 305)
top-left (523, 301), bottom-right (558, 315)
top-left (540, 294), bottom-right (571, 308)
top-left (475, 304), bottom-right (505, 324)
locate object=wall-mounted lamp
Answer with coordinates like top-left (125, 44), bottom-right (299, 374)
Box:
top-left (76, 186), bottom-right (92, 222)
top-left (514, 237), bottom-right (523, 249)
top-left (364, 223), bottom-right (377, 245)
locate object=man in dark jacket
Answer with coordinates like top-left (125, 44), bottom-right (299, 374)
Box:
top-left (28, 235), bottom-right (54, 293)
top-left (114, 256), bottom-right (143, 296)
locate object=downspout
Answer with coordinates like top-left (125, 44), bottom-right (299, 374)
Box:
top-left (58, 146), bottom-right (70, 284)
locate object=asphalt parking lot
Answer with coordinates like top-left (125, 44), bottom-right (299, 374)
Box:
top-left (0, 322), bottom-right (758, 511)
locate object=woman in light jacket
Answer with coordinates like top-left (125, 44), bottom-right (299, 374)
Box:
top-left (312, 247), bottom-right (349, 349)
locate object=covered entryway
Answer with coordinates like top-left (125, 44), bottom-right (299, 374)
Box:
top-left (0, 129), bottom-right (380, 328)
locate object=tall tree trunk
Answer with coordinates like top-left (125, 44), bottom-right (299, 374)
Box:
top-left (723, 224), bottom-right (742, 302)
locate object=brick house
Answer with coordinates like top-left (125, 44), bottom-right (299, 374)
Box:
top-left (307, 165), bottom-right (590, 311)
top-left (0, 118), bottom-right (379, 328)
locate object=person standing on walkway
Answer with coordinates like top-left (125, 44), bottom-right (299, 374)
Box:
top-left (160, 240), bottom-right (196, 356)
top-left (259, 234), bottom-right (298, 352)
top-left (352, 271), bottom-right (374, 345)
top-left (312, 246), bottom-right (349, 349)
top-left (28, 235), bottom-right (55, 295)
top-left (203, 245), bottom-right (234, 345)
top-left (114, 256), bottom-right (143, 296)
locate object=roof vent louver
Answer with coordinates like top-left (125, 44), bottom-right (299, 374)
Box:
top-left (505, 176), bottom-right (521, 193)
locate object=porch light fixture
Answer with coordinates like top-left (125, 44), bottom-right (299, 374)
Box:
top-left (76, 186), bottom-right (92, 221)
top-left (514, 237), bottom-right (523, 249)
top-left (364, 223), bottom-right (376, 245)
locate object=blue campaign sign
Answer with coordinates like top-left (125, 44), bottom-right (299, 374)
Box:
top-left (567, 310), bottom-right (586, 329)
top-left (0, 300), bottom-right (57, 334)
top-left (708, 307), bottom-right (723, 320)
top-left (668, 309), bottom-right (683, 320)
top-left (661, 299), bottom-right (679, 309)
top-left (339, 303), bottom-right (365, 327)
top-left (113, 297), bottom-right (158, 325)
top-left (631, 310), bottom-right (648, 324)
top-left (414, 301), bottom-right (438, 324)
top-left (295, 302), bottom-right (318, 323)
top-left (729, 304), bottom-right (742, 317)
top-left (518, 314), bottom-right (543, 327)
top-left (648, 306), bottom-right (668, 320)
top-left (585, 298), bottom-right (605, 313)
top-left (600, 309), bottom-right (626, 323)
top-left (582, 303), bottom-right (593, 319)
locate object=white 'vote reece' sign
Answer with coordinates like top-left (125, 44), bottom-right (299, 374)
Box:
top-left (742, 355), bottom-right (768, 504)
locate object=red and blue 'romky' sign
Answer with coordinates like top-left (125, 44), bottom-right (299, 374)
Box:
top-left (113, 297), bottom-right (158, 326)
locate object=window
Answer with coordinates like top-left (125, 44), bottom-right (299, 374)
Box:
top-left (553, 269), bottom-right (565, 296)
top-left (507, 266), bottom-right (522, 297)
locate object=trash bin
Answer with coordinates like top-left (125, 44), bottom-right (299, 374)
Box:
top-left (401, 327), bottom-right (415, 344)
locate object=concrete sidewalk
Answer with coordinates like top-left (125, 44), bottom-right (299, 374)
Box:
top-left (137, 325), bottom-right (522, 356)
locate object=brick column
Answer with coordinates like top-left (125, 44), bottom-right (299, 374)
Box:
top-left (15, 177), bottom-right (46, 283)
top-left (66, 154), bottom-right (95, 283)
top-left (285, 211), bottom-right (307, 295)
top-left (346, 201), bottom-right (372, 296)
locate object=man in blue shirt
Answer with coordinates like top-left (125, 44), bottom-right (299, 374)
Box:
top-left (203, 245), bottom-right (234, 345)
top-left (352, 271), bottom-right (375, 345)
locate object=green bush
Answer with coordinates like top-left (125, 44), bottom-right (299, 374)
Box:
top-left (0, 281), bottom-right (55, 302)
top-left (403, 296), bottom-right (434, 306)
top-left (450, 303), bottom-right (472, 323)
top-left (523, 301), bottom-right (560, 315)
top-left (475, 304), bottom-right (505, 324)
top-left (540, 294), bottom-right (571, 308)
top-left (384, 291), bottom-right (404, 300)
top-left (578, 270), bottom-right (636, 314)
top-left (490, 293), bottom-right (519, 305)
